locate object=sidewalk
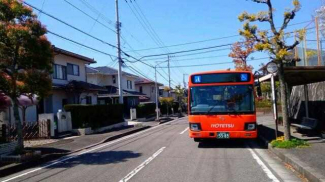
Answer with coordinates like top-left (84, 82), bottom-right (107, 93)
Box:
top-left (258, 114), bottom-right (325, 182)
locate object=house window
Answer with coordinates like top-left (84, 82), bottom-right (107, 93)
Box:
top-left (53, 64), bottom-right (67, 80)
top-left (112, 75), bottom-right (116, 84)
top-left (139, 86), bottom-right (143, 93)
top-left (67, 63), bottom-right (79, 76)
top-left (127, 80), bottom-right (132, 89)
top-left (151, 87), bottom-right (154, 93)
top-left (86, 96), bottom-right (92, 104)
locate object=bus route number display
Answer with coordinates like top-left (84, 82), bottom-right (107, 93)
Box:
top-left (192, 73), bottom-right (250, 84)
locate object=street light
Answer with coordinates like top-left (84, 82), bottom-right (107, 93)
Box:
top-left (154, 60), bottom-right (169, 121)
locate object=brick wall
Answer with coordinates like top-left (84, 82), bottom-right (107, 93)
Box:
top-left (0, 141), bottom-right (17, 156)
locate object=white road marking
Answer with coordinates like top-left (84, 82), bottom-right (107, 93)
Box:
top-left (119, 147), bottom-right (166, 182)
top-left (1, 118), bottom-right (184, 182)
top-left (179, 127), bottom-right (189, 134)
top-left (247, 147), bottom-right (280, 182)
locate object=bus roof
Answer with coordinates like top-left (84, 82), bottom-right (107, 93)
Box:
top-left (189, 70), bottom-right (252, 77)
top-left (188, 70), bottom-right (254, 86)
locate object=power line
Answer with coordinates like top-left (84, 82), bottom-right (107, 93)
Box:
top-left (171, 54), bottom-right (230, 62)
top-left (126, 20), bottom-right (314, 52)
top-left (128, 43), bottom-right (233, 62)
top-left (23, 1), bottom-right (118, 49)
top-left (38, 0), bottom-right (47, 18)
top-left (127, 26), bottom-right (318, 62)
top-left (125, 0), bottom-right (166, 52)
top-left (63, 0), bottom-right (116, 33)
top-left (158, 57), bottom-right (270, 68)
top-left (63, 0), bottom-right (137, 52)
top-left (125, 0), bottom-right (186, 78)
top-left (79, 0), bottom-right (114, 25)
top-left (124, 63), bottom-right (153, 81)
top-left (48, 30), bottom-right (116, 61)
top-left (142, 47), bottom-right (231, 61)
top-left (78, 0), bottom-right (144, 47)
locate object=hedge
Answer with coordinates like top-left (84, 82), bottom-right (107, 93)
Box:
top-left (136, 103), bottom-right (156, 118)
top-left (160, 102), bottom-right (179, 115)
top-left (64, 104), bottom-right (124, 129)
top-left (255, 100), bottom-right (272, 108)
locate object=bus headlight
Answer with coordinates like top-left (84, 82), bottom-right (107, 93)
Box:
top-left (245, 123), bottom-right (256, 131)
top-left (190, 123), bottom-right (201, 131)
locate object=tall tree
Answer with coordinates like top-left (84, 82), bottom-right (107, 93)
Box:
top-left (316, 3), bottom-right (325, 37)
top-left (228, 39), bottom-right (255, 71)
top-left (174, 85), bottom-right (185, 116)
top-left (0, 0), bottom-right (53, 151)
top-left (238, 0), bottom-right (304, 140)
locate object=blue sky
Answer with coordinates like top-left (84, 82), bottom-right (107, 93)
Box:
top-left (27, 0), bottom-right (322, 86)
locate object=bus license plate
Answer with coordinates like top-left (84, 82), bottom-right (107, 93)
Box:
top-left (217, 132), bottom-right (230, 139)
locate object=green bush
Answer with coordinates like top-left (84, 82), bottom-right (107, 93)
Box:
top-left (271, 138), bottom-right (309, 148)
top-left (136, 103), bottom-right (156, 118)
top-left (160, 102), bottom-right (179, 115)
top-left (64, 104), bottom-right (124, 129)
top-left (255, 100), bottom-right (272, 108)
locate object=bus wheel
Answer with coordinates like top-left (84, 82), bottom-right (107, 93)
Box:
top-left (194, 138), bottom-right (201, 142)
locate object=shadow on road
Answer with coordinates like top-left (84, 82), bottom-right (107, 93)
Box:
top-left (197, 139), bottom-right (266, 149)
top-left (46, 150), bottom-right (142, 169)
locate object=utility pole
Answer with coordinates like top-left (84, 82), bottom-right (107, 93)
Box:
top-left (115, 0), bottom-right (123, 104)
top-left (167, 55), bottom-right (171, 96)
top-left (316, 17), bottom-right (322, 66)
top-left (155, 66), bottom-right (159, 121)
top-left (183, 74), bottom-right (188, 89)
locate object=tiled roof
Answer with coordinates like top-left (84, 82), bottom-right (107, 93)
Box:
top-left (135, 77), bottom-right (163, 86)
top-left (53, 46), bottom-right (96, 64)
top-left (86, 66), bottom-right (136, 77)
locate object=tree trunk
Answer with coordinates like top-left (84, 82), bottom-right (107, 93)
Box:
top-left (277, 62), bottom-right (291, 141)
top-left (22, 107), bottom-right (26, 123)
top-left (13, 100), bottom-right (24, 152)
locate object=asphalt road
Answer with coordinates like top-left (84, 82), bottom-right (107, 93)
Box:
top-left (1, 117), bottom-right (302, 182)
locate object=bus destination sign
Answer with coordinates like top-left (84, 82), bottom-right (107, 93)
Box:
top-left (192, 73), bottom-right (250, 84)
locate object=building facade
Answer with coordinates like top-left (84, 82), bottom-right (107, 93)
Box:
top-left (135, 78), bottom-right (163, 103)
top-left (0, 47), bottom-right (104, 124)
top-left (86, 66), bottom-right (145, 114)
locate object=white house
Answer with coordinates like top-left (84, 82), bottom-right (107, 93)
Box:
top-left (0, 47), bottom-right (105, 125)
top-left (86, 66), bottom-right (145, 112)
top-left (135, 78), bottom-right (163, 103)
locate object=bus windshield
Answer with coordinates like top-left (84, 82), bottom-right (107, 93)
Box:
top-left (190, 85), bottom-right (255, 114)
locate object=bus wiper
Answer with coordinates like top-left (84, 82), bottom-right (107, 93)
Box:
top-left (205, 103), bottom-right (219, 115)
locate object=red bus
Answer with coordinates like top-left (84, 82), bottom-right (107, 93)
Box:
top-left (188, 70), bottom-right (257, 142)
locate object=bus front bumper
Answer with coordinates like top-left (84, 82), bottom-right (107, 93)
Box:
top-left (189, 130), bottom-right (257, 139)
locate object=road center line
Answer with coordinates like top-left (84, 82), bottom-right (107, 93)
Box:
top-left (179, 127), bottom-right (189, 134)
top-left (1, 118), bottom-right (183, 182)
top-left (247, 146), bottom-right (280, 182)
top-left (119, 147), bottom-right (166, 182)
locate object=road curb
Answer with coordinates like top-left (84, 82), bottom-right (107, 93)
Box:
top-left (0, 125), bottom-right (151, 178)
top-left (258, 135), bottom-right (325, 182)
